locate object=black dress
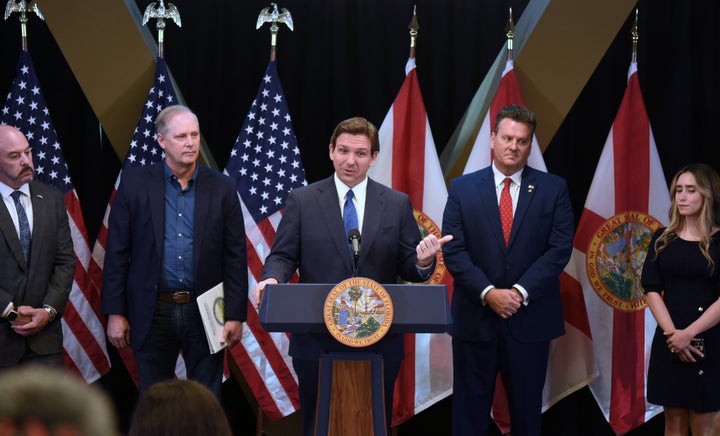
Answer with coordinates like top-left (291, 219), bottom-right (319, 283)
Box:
top-left (641, 228), bottom-right (720, 412)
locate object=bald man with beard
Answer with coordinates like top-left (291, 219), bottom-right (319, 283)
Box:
top-left (0, 124), bottom-right (74, 368)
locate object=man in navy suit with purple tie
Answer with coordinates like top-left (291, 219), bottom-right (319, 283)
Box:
top-left (442, 105), bottom-right (574, 436)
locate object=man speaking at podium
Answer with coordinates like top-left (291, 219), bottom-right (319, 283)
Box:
top-left (253, 117), bottom-right (451, 436)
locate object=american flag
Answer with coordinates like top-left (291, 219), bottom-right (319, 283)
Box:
top-left (224, 60), bottom-right (305, 420)
top-left (88, 57), bottom-right (178, 383)
top-left (0, 50), bottom-right (111, 382)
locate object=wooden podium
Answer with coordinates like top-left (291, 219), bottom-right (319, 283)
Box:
top-left (259, 283), bottom-right (451, 436)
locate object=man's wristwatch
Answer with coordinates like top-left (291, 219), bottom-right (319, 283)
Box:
top-left (5, 308), bottom-right (18, 321)
top-left (42, 305), bottom-right (57, 322)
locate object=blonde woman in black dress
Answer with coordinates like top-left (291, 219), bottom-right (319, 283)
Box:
top-left (641, 163), bottom-right (720, 436)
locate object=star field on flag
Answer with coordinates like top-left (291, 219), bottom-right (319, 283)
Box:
top-left (225, 61), bottom-right (306, 223)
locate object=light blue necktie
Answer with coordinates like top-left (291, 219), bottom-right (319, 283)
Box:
top-left (11, 191), bottom-right (31, 265)
top-left (343, 189), bottom-right (358, 253)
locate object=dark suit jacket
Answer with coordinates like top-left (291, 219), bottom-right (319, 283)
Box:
top-left (261, 176), bottom-right (429, 360)
top-left (101, 163), bottom-right (248, 351)
top-left (0, 181), bottom-right (75, 366)
top-left (442, 165), bottom-right (574, 343)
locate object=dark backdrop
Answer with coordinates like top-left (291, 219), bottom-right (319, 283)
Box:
top-left (2, 0), bottom-right (719, 434)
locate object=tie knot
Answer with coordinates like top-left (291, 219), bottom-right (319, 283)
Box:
top-left (503, 178), bottom-right (512, 188)
top-left (10, 191), bottom-right (22, 201)
top-left (346, 189), bottom-right (355, 201)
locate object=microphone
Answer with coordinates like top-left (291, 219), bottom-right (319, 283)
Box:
top-left (348, 229), bottom-right (361, 259)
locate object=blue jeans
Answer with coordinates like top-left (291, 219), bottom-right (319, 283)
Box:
top-left (135, 300), bottom-right (223, 397)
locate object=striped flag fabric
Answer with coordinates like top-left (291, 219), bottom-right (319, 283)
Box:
top-left (463, 60), bottom-right (546, 174)
top-left (0, 50), bottom-right (111, 382)
top-left (462, 58), bottom-right (597, 434)
top-left (224, 60), bottom-right (304, 420)
top-left (88, 57), bottom-right (179, 383)
top-left (369, 57), bottom-right (454, 425)
top-left (577, 60), bottom-right (667, 433)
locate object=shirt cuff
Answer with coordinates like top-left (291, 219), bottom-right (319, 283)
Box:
top-left (479, 285), bottom-right (494, 305)
top-left (415, 261), bottom-right (435, 280)
top-left (514, 284), bottom-right (530, 306)
top-left (1, 302), bottom-right (13, 318)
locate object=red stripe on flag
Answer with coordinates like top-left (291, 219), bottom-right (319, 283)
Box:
top-left (491, 374), bottom-right (511, 434)
top-left (71, 260), bottom-right (104, 322)
top-left (559, 271), bottom-right (593, 338)
top-left (392, 335), bottom-right (417, 425)
top-left (233, 236), bottom-right (300, 419)
top-left (118, 346), bottom-right (139, 387)
top-left (243, 300), bottom-right (300, 407)
top-left (391, 69), bottom-right (426, 205)
top-left (613, 77), bottom-right (650, 212)
top-left (489, 68), bottom-right (526, 132)
top-left (389, 67), bottom-right (427, 425)
top-left (88, 199), bottom-right (113, 302)
top-left (94, 225), bottom-right (108, 253)
top-left (234, 323), bottom-right (299, 419)
top-left (490, 68), bottom-right (525, 164)
top-left (257, 217), bottom-right (277, 248)
top-left (610, 311), bottom-right (647, 431)
top-left (63, 348), bottom-right (80, 374)
top-left (231, 310), bottom-right (300, 420)
top-left (574, 209), bottom-right (607, 253)
top-left (64, 192), bottom-right (111, 381)
top-left (62, 301), bottom-right (110, 374)
top-left (230, 340), bottom-right (285, 420)
top-left (246, 238), bottom-right (266, 282)
top-left (66, 193), bottom-right (90, 246)
top-left (87, 258), bottom-right (104, 301)
top-left (380, 59), bottom-right (456, 426)
top-left (608, 71), bottom-right (651, 432)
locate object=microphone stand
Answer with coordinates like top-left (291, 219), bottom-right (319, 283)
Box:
top-left (348, 229), bottom-right (361, 277)
top-left (352, 253), bottom-right (359, 277)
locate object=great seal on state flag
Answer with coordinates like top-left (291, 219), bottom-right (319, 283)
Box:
top-left (413, 210), bottom-right (448, 285)
top-left (323, 277), bottom-right (393, 347)
top-left (585, 211), bottom-right (662, 312)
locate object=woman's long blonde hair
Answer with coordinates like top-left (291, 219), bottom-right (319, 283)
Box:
top-left (654, 163), bottom-right (720, 271)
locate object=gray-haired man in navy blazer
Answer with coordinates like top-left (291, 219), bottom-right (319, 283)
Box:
top-left (102, 106), bottom-right (248, 397)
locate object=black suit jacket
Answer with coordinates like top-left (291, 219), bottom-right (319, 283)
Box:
top-left (261, 176), bottom-right (430, 360)
top-left (101, 163), bottom-right (248, 351)
top-left (0, 181), bottom-right (75, 366)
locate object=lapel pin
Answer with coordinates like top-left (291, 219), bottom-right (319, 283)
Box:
top-left (527, 185), bottom-right (535, 193)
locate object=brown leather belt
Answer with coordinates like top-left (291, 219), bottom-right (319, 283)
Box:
top-left (157, 290), bottom-right (196, 304)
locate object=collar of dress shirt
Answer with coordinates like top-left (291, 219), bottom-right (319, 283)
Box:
top-left (333, 173), bottom-right (368, 206)
top-left (0, 181), bottom-right (30, 199)
top-left (491, 163), bottom-right (523, 188)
